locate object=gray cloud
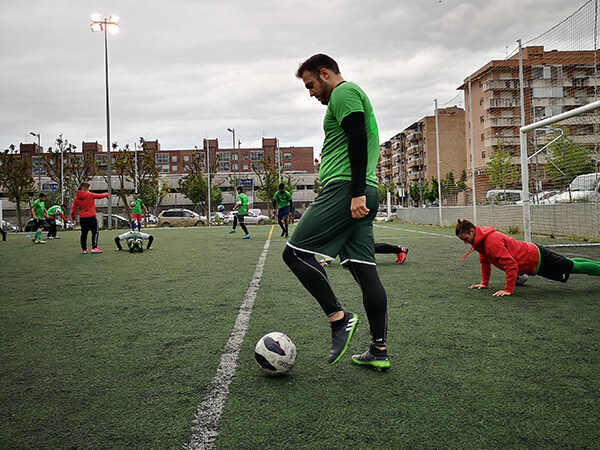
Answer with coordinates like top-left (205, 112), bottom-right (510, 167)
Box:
top-left (0, 0), bottom-right (585, 156)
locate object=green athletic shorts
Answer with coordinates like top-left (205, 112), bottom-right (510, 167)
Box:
top-left (287, 180), bottom-right (378, 265)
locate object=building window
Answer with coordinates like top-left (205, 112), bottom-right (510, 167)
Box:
top-left (480, 116), bottom-right (484, 124)
top-left (284, 162), bottom-right (292, 169)
top-left (171, 155), bottom-right (177, 162)
top-left (183, 155), bottom-right (190, 162)
top-left (232, 163), bottom-right (238, 171)
top-left (250, 151), bottom-right (264, 161)
top-left (482, 151), bottom-right (486, 159)
top-left (217, 162), bottom-right (230, 171)
top-left (155, 154), bottom-right (169, 164)
top-left (170, 165), bottom-right (177, 172)
top-left (94, 155), bottom-right (107, 164)
top-left (217, 152), bottom-right (230, 161)
top-left (159, 164), bottom-right (169, 173)
top-left (284, 153), bottom-right (292, 160)
top-left (243, 164), bottom-right (249, 170)
top-left (481, 134), bottom-right (485, 141)
top-left (531, 66), bottom-right (543, 80)
top-left (232, 153), bottom-right (238, 161)
top-left (243, 154), bottom-right (249, 160)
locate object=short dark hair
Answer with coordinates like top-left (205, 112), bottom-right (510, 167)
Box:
top-left (79, 182), bottom-right (90, 190)
top-left (296, 53), bottom-right (340, 79)
top-left (455, 219), bottom-right (475, 236)
top-left (278, 183), bottom-right (285, 190)
top-left (39, 193), bottom-right (46, 198)
top-left (236, 186), bottom-right (243, 193)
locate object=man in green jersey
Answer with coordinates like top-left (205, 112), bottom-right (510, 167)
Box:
top-left (229, 186), bottom-right (250, 239)
top-left (283, 54), bottom-right (390, 371)
top-left (30, 193), bottom-right (48, 244)
top-left (46, 204), bottom-right (72, 239)
top-left (272, 183), bottom-right (293, 238)
top-left (130, 193), bottom-right (148, 232)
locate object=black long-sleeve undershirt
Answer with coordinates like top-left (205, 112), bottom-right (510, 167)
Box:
top-left (340, 111), bottom-right (368, 198)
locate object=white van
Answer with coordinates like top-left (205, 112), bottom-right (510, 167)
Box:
top-left (546, 172), bottom-right (600, 203)
top-left (485, 189), bottom-right (523, 204)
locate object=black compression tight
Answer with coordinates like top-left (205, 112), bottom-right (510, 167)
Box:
top-left (282, 245), bottom-right (387, 346)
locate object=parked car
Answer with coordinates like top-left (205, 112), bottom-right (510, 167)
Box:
top-left (144, 214), bottom-right (158, 225)
top-left (545, 172), bottom-right (600, 204)
top-left (102, 214), bottom-right (131, 229)
top-left (24, 217), bottom-right (74, 232)
top-left (222, 210), bottom-right (269, 225)
top-left (210, 212), bottom-right (225, 223)
top-left (485, 189), bottom-right (523, 204)
top-left (1, 219), bottom-right (18, 233)
top-left (157, 208), bottom-right (206, 227)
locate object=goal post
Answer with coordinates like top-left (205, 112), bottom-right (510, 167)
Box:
top-left (520, 99), bottom-right (600, 241)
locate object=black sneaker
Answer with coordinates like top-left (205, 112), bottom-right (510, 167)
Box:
top-left (281, 230), bottom-right (285, 237)
top-left (351, 350), bottom-right (390, 372)
top-left (328, 312), bottom-right (359, 365)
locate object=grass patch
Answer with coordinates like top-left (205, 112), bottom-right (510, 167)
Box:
top-left (1, 224), bottom-right (599, 448)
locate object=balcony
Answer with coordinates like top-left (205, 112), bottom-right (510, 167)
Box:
top-left (482, 79), bottom-right (520, 91)
top-left (484, 117), bottom-right (522, 128)
top-left (483, 97), bottom-right (520, 109)
top-left (531, 97), bottom-right (592, 108)
top-left (484, 136), bottom-right (520, 147)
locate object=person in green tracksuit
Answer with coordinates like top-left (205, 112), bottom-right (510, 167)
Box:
top-left (272, 183), bottom-right (293, 238)
top-left (30, 193), bottom-right (48, 244)
top-left (114, 230), bottom-right (154, 253)
top-left (229, 186), bottom-right (250, 239)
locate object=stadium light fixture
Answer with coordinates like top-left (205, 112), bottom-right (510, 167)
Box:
top-left (90, 13), bottom-right (120, 228)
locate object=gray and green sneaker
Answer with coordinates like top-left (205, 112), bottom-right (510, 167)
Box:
top-left (328, 312), bottom-right (359, 365)
top-left (351, 350), bottom-right (390, 372)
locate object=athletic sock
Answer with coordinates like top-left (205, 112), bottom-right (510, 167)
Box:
top-left (330, 311), bottom-right (349, 330)
top-left (369, 344), bottom-right (387, 357)
top-left (131, 222), bottom-right (135, 231)
top-left (35, 231), bottom-right (41, 241)
top-left (569, 258), bottom-right (600, 276)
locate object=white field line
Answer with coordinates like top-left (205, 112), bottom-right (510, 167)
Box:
top-left (184, 230), bottom-right (273, 450)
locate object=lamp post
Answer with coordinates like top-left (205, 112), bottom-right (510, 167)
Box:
top-left (91, 13), bottom-right (120, 229)
top-left (227, 127), bottom-right (236, 184)
top-left (29, 132), bottom-right (41, 191)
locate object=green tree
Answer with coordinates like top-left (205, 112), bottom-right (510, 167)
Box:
top-left (0, 145), bottom-right (36, 230)
top-left (544, 127), bottom-right (593, 192)
top-left (424, 177), bottom-right (439, 203)
top-left (252, 156), bottom-right (294, 208)
top-left (485, 141), bottom-right (520, 190)
top-left (180, 149), bottom-right (223, 214)
top-left (42, 134), bottom-right (77, 204)
top-left (409, 182), bottom-right (421, 206)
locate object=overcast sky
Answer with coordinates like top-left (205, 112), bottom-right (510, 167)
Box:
top-left (0, 0), bottom-right (583, 158)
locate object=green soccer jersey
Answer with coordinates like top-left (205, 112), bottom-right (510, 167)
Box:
top-left (319, 81), bottom-right (380, 189)
top-left (47, 205), bottom-right (62, 217)
top-left (236, 193), bottom-right (249, 215)
top-left (274, 190), bottom-right (292, 209)
top-left (131, 198), bottom-right (143, 215)
top-left (32, 199), bottom-right (45, 219)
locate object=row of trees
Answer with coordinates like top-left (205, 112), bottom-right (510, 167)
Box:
top-left (1, 135), bottom-right (294, 230)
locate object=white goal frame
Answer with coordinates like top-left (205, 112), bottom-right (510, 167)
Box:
top-left (519, 99), bottom-right (600, 242)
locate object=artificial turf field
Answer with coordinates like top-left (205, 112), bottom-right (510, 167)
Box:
top-left (1, 222), bottom-right (599, 449)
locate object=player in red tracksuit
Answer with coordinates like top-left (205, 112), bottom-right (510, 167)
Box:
top-left (455, 219), bottom-right (600, 296)
top-left (71, 182), bottom-right (109, 254)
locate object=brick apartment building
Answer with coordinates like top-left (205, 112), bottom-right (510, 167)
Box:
top-left (458, 45), bottom-right (600, 202)
top-left (3, 137), bottom-right (317, 214)
top-left (377, 106), bottom-right (466, 205)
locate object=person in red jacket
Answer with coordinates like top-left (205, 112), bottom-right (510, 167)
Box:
top-left (456, 219), bottom-right (600, 296)
top-left (71, 182), bottom-right (109, 254)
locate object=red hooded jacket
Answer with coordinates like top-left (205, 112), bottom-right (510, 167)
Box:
top-left (71, 190), bottom-right (109, 219)
top-left (466, 226), bottom-right (540, 294)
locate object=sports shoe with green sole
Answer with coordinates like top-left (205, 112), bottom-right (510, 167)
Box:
top-left (328, 312), bottom-right (359, 365)
top-left (351, 350), bottom-right (390, 371)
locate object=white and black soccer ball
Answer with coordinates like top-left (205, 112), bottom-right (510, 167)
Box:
top-left (254, 332), bottom-right (296, 376)
top-left (130, 200), bottom-right (137, 207)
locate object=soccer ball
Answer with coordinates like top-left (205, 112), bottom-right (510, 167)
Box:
top-left (217, 204), bottom-right (225, 212)
top-left (254, 332), bottom-right (296, 376)
top-left (130, 200), bottom-right (137, 207)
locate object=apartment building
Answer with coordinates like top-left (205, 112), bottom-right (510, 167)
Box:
top-left (377, 106), bottom-right (466, 205)
top-left (458, 45), bottom-right (600, 202)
